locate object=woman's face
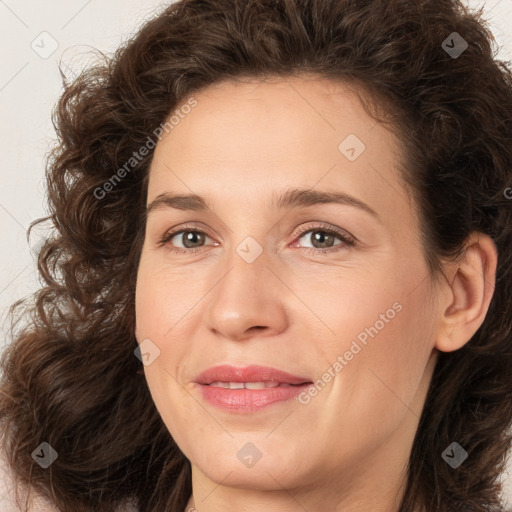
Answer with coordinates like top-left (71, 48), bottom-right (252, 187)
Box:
top-left (135, 77), bottom-right (441, 505)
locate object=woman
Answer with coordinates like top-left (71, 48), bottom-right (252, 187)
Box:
top-left (1, 0), bottom-right (511, 510)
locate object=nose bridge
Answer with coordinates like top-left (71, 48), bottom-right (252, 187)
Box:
top-left (213, 234), bottom-right (270, 310)
top-left (216, 207), bottom-right (271, 287)
top-left (203, 232), bottom-right (288, 339)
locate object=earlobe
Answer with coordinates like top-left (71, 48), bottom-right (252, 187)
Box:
top-left (435, 233), bottom-right (497, 353)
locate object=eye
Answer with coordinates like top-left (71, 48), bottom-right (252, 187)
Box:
top-left (158, 225), bottom-right (215, 254)
top-left (292, 223), bottom-right (355, 254)
top-left (158, 222), bottom-right (355, 255)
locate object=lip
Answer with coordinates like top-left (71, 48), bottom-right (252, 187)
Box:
top-left (194, 364), bottom-right (311, 385)
top-left (193, 365), bottom-right (313, 413)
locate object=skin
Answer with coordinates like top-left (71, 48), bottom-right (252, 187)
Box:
top-left (134, 76), bottom-right (497, 512)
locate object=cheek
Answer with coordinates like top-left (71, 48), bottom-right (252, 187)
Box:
top-left (135, 252), bottom-right (201, 342)
top-left (134, 257), bottom-right (193, 420)
top-left (303, 256), bottom-right (435, 422)
top-left (329, 286), bottom-right (434, 431)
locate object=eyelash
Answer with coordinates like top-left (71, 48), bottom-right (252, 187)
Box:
top-left (158, 222), bottom-right (356, 256)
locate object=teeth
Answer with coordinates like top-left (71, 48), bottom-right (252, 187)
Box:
top-left (210, 382), bottom-right (230, 388)
top-left (244, 382), bottom-right (267, 389)
top-left (209, 381), bottom-right (283, 389)
top-left (243, 382), bottom-right (265, 389)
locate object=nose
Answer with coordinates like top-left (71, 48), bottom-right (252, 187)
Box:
top-left (202, 241), bottom-right (289, 342)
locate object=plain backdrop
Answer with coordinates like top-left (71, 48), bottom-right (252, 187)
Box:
top-left (0, 0), bottom-right (511, 506)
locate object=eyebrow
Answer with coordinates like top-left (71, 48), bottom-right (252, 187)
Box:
top-left (146, 187), bottom-right (379, 219)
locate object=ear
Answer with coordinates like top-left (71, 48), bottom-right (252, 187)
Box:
top-left (435, 232), bottom-right (497, 353)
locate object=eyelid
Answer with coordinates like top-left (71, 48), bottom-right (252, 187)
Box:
top-left (292, 221), bottom-right (356, 244)
top-left (157, 222), bottom-right (216, 252)
top-left (158, 222), bottom-right (215, 242)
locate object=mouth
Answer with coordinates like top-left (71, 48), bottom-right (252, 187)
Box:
top-left (206, 381), bottom-right (306, 389)
top-left (194, 364), bottom-right (311, 386)
top-left (193, 365), bottom-right (313, 412)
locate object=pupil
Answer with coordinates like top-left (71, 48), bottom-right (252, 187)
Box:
top-left (313, 231), bottom-right (333, 248)
top-left (183, 231), bottom-right (204, 248)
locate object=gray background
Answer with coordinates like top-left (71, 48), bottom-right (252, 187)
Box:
top-left (1, 0), bottom-right (511, 505)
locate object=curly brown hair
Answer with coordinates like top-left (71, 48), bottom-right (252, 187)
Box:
top-left (1, 0), bottom-right (512, 511)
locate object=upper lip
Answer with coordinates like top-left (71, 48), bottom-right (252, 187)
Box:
top-left (194, 365), bottom-right (312, 385)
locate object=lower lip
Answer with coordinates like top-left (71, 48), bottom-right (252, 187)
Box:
top-left (196, 383), bottom-right (312, 412)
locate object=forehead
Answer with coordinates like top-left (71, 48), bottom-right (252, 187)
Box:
top-left (156, 77), bottom-right (381, 160)
top-left (147, 76), bottom-right (414, 229)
